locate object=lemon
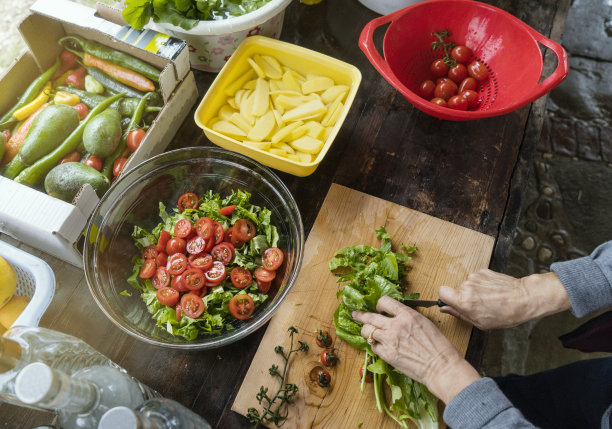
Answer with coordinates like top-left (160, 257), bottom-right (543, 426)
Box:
top-left (0, 296), bottom-right (29, 329)
top-left (0, 256), bottom-right (17, 309)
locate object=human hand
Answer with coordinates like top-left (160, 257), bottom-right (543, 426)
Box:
top-left (439, 270), bottom-right (571, 330)
top-left (352, 296), bottom-right (480, 404)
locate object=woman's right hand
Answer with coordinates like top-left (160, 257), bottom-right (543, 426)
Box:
top-left (438, 270), bottom-right (571, 330)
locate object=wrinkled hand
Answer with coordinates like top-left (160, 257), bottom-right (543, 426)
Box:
top-left (438, 269), bottom-right (571, 330)
top-left (352, 296), bottom-right (480, 404)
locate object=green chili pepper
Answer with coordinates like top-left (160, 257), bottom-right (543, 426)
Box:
top-left (101, 92), bottom-right (153, 179)
top-left (0, 58), bottom-right (60, 131)
top-left (56, 86), bottom-right (162, 117)
top-left (85, 66), bottom-right (145, 98)
top-left (14, 92), bottom-right (126, 187)
top-left (59, 35), bottom-right (160, 82)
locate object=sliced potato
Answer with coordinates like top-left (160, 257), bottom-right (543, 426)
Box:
top-left (252, 78), bottom-right (270, 117)
top-left (212, 120), bottom-right (247, 139)
top-left (269, 148), bottom-right (289, 157)
top-left (247, 110), bottom-right (275, 141)
top-left (229, 112), bottom-right (253, 133)
top-left (219, 105), bottom-right (236, 122)
top-left (243, 79), bottom-right (258, 90)
top-left (282, 70), bottom-right (302, 93)
top-left (271, 120), bottom-right (304, 143)
top-left (243, 140), bottom-right (272, 151)
top-left (247, 57), bottom-right (266, 78)
top-left (290, 135), bottom-right (324, 154)
top-left (282, 99), bottom-right (327, 122)
top-left (321, 85), bottom-right (349, 104)
top-left (224, 69), bottom-right (256, 96)
top-left (296, 151), bottom-right (313, 163)
top-left (261, 55), bottom-right (283, 79)
top-left (303, 121), bottom-right (325, 139)
top-left (227, 97), bottom-right (238, 109)
top-left (287, 124), bottom-right (309, 141)
top-left (322, 100), bottom-right (344, 127)
top-left (302, 76), bottom-right (335, 94)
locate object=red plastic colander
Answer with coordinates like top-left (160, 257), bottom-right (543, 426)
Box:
top-left (359, 0), bottom-right (569, 121)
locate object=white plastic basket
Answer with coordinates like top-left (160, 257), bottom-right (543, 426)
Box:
top-left (0, 240), bottom-right (55, 327)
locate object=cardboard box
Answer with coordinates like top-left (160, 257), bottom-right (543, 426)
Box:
top-left (0, 0), bottom-right (199, 267)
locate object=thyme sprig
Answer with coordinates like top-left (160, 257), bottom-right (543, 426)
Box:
top-left (431, 30), bottom-right (457, 68)
top-left (247, 326), bottom-right (309, 428)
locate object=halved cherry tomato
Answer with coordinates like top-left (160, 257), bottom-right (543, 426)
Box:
top-left (156, 252), bottom-right (168, 268)
top-left (126, 128), bottom-right (146, 152)
top-left (142, 245), bottom-right (157, 259)
top-left (195, 286), bottom-right (208, 298)
top-left (156, 230), bottom-right (170, 252)
top-left (316, 368), bottom-right (331, 387)
top-left (254, 267), bottom-right (276, 282)
top-left (166, 253), bottom-right (188, 275)
top-left (461, 90), bottom-right (480, 109)
top-left (447, 64), bottom-right (468, 84)
top-left (84, 155), bottom-right (102, 171)
top-left (233, 219), bottom-right (257, 242)
top-left (256, 278), bottom-right (271, 294)
top-left (219, 204), bottom-right (236, 216)
top-left (189, 253), bottom-right (213, 271)
top-left (228, 294), bottom-right (255, 320)
top-left (360, 365), bottom-right (373, 383)
top-left (156, 287), bottom-right (179, 306)
top-left (451, 45), bottom-right (473, 64)
top-left (59, 151), bottom-right (81, 164)
top-left (152, 267), bottom-right (170, 289)
top-left (182, 268), bottom-right (205, 290)
top-left (204, 261), bottom-right (227, 284)
top-left (315, 330), bottom-right (332, 348)
top-left (166, 237), bottom-right (186, 255)
top-left (430, 58), bottom-right (448, 77)
top-left (173, 219), bottom-right (193, 238)
top-left (113, 157), bottom-right (128, 177)
top-left (320, 349), bottom-right (338, 367)
top-left (180, 293), bottom-right (205, 318)
top-left (458, 77), bottom-right (478, 93)
top-left (447, 95), bottom-right (468, 111)
top-left (196, 217), bottom-right (214, 241)
top-left (171, 274), bottom-right (188, 292)
top-left (467, 60), bottom-right (489, 81)
top-left (211, 242), bottom-right (234, 265)
top-left (175, 303), bottom-right (183, 322)
top-left (262, 247), bottom-right (284, 271)
top-left (419, 79), bottom-right (435, 99)
top-left (186, 236), bottom-right (206, 255)
top-left (178, 193), bottom-right (199, 212)
top-left (138, 258), bottom-right (157, 279)
top-left (230, 267), bottom-right (252, 289)
top-left (430, 97), bottom-right (447, 107)
top-left (212, 221), bottom-right (224, 244)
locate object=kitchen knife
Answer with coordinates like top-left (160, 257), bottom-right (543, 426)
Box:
top-left (402, 299), bottom-right (446, 308)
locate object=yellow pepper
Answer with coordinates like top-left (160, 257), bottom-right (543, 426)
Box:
top-left (53, 68), bottom-right (74, 87)
top-left (13, 82), bottom-right (52, 121)
top-left (53, 91), bottom-right (80, 106)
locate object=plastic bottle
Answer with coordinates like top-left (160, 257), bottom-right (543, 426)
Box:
top-left (98, 398), bottom-right (213, 429)
top-left (0, 326), bottom-right (159, 407)
top-left (14, 362), bottom-right (151, 429)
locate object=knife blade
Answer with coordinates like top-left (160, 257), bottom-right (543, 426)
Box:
top-left (402, 299), bottom-right (446, 308)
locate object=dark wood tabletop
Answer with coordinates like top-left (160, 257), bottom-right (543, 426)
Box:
top-left (0, 0), bottom-right (570, 427)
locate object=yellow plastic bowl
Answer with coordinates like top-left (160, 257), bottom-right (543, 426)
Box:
top-left (194, 36), bottom-right (362, 177)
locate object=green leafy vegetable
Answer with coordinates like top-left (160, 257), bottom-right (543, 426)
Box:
top-left (330, 227), bottom-right (438, 429)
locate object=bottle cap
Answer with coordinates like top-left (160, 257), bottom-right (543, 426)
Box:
top-left (98, 406), bottom-right (140, 429)
top-left (14, 362), bottom-right (58, 405)
top-left (0, 336), bottom-right (22, 373)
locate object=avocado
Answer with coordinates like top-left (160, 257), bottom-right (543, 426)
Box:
top-left (44, 161), bottom-right (110, 202)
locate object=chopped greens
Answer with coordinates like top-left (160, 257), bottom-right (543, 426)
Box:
top-left (330, 227), bottom-right (439, 429)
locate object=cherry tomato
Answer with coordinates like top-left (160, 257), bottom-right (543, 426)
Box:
top-left (233, 219), bottom-right (257, 242)
top-left (230, 267), bottom-right (252, 289)
top-left (211, 242), bottom-right (234, 265)
top-left (195, 286), bottom-right (208, 298)
top-left (228, 230), bottom-right (245, 248)
top-left (459, 77), bottom-right (478, 93)
top-left (156, 287), bottom-right (179, 307)
top-left (175, 303), bottom-right (183, 322)
top-left (84, 155), bottom-right (102, 171)
top-left (433, 80), bottom-right (458, 101)
top-left (59, 151), bottom-right (81, 164)
top-left (315, 330), bottom-right (332, 348)
top-left (316, 368), bottom-right (331, 387)
top-left (113, 157), bottom-right (128, 177)
top-left (212, 221), bottom-right (224, 245)
top-left (436, 76), bottom-right (454, 86)
top-left (360, 365), bottom-right (373, 383)
top-left (171, 274), bottom-right (188, 292)
top-left (262, 247), bottom-right (284, 271)
top-left (156, 230), bottom-right (170, 253)
top-left (180, 293), bottom-right (205, 319)
top-left (188, 253), bottom-right (213, 271)
top-left (174, 219), bottom-right (193, 239)
top-left (256, 278), bottom-right (271, 294)
top-left (254, 267), bottom-right (276, 282)
top-left (320, 349), bottom-right (338, 367)
top-left (430, 59), bottom-right (448, 77)
top-left (461, 90), bottom-right (480, 109)
top-left (72, 103), bottom-right (89, 120)
top-left (467, 60), bottom-right (489, 81)
top-left (142, 245), bottom-right (157, 259)
top-left (447, 95), bottom-right (468, 111)
top-left (2, 130), bottom-right (10, 141)
top-left (152, 267), bottom-right (170, 289)
top-left (451, 45), bottom-right (473, 64)
top-left (138, 258), bottom-right (156, 279)
top-left (447, 63), bottom-right (468, 84)
top-left (196, 217), bottom-right (214, 241)
top-left (126, 128), bottom-right (146, 152)
top-left (156, 251), bottom-right (168, 268)
top-left (204, 261), bottom-right (227, 284)
top-left (219, 205), bottom-right (236, 216)
top-left (166, 253), bottom-right (188, 275)
top-left (178, 193), bottom-right (199, 212)
top-left (182, 268), bottom-right (206, 290)
top-left (166, 237), bottom-right (186, 255)
top-left (228, 294), bottom-right (255, 320)
top-left (418, 80), bottom-right (435, 99)
top-left (430, 97), bottom-right (447, 107)
top-left (186, 236), bottom-right (206, 255)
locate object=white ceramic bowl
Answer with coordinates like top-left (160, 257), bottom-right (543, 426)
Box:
top-left (357, 0), bottom-right (423, 15)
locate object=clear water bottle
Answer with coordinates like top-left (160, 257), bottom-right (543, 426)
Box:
top-left (0, 326), bottom-right (159, 407)
top-left (14, 362), bottom-right (153, 429)
top-left (98, 398), bottom-right (212, 429)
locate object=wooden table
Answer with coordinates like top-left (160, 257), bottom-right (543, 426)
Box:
top-left (0, 0), bottom-right (570, 426)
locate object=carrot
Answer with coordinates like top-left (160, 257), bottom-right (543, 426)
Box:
top-left (1, 104), bottom-right (48, 166)
top-left (83, 53), bottom-right (155, 92)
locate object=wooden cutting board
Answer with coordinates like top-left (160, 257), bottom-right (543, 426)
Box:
top-left (233, 184), bottom-right (495, 428)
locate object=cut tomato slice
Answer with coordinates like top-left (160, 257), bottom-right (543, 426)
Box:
top-left (256, 278), bottom-right (271, 294)
top-left (229, 294), bottom-right (255, 320)
top-left (171, 274), bottom-right (188, 292)
top-left (142, 245), bottom-right (157, 259)
top-left (173, 219), bottom-right (193, 238)
top-left (219, 204), bottom-right (236, 216)
top-left (156, 251), bottom-right (168, 268)
top-left (182, 268), bottom-right (206, 290)
top-left (262, 247), bottom-right (284, 271)
top-left (212, 221), bottom-right (224, 244)
top-left (204, 260), bottom-right (227, 284)
top-left (155, 230), bottom-right (170, 252)
top-left (196, 217), bottom-right (214, 241)
top-left (186, 236), bottom-right (206, 255)
top-left (152, 267), bottom-right (170, 289)
top-left (233, 219), bottom-right (257, 242)
top-left (178, 192), bottom-right (199, 212)
top-left (175, 303), bottom-right (183, 322)
top-left (180, 293), bottom-right (205, 318)
top-left (211, 242), bottom-right (234, 265)
top-left (157, 287), bottom-right (179, 306)
top-left (230, 267), bottom-right (252, 289)
top-left (188, 253), bottom-right (213, 271)
top-left (254, 267), bottom-right (276, 282)
top-left (166, 237), bottom-right (186, 255)
top-left (166, 253), bottom-right (188, 275)
top-left (139, 258), bottom-right (157, 279)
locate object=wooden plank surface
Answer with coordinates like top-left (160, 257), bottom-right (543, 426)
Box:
top-left (232, 184), bottom-right (494, 428)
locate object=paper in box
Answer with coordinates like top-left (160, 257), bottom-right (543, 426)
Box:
top-left (0, 0), bottom-right (198, 267)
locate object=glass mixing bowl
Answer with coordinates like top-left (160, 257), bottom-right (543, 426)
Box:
top-left (83, 147), bottom-right (304, 349)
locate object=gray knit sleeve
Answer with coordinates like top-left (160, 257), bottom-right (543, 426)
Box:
top-left (550, 241), bottom-right (612, 317)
